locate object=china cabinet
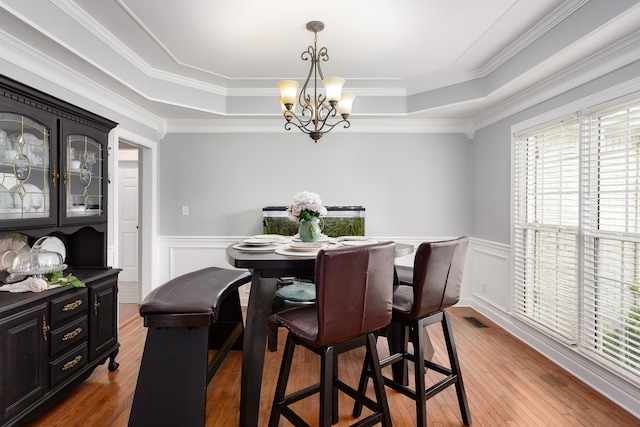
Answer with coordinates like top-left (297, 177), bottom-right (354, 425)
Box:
top-left (0, 75), bottom-right (120, 426)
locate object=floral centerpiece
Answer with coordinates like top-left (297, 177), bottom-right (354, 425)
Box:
top-left (286, 191), bottom-right (328, 222)
top-left (286, 191), bottom-right (327, 242)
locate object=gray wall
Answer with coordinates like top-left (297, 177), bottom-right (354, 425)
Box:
top-left (158, 132), bottom-right (473, 237)
top-left (472, 59), bottom-right (640, 244)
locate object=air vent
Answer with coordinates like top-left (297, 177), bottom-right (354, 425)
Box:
top-left (464, 316), bottom-right (488, 328)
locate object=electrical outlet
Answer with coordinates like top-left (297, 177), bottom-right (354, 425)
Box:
top-left (182, 205), bottom-right (189, 216)
top-left (482, 282), bottom-right (487, 294)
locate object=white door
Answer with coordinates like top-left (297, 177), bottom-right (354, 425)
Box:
top-left (118, 159), bottom-right (139, 282)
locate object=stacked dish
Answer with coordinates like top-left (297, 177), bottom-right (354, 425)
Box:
top-left (275, 241), bottom-right (328, 257)
top-left (232, 234), bottom-right (287, 252)
top-left (0, 236), bottom-right (29, 270)
top-left (32, 236), bottom-right (66, 262)
top-left (337, 236), bottom-right (379, 246)
top-left (6, 235), bottom-right (67, 278)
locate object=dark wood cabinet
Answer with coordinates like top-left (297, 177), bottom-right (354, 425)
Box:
top-left (0, 75), bottom-right (120, 426)
top-left (0, 302), bottom-right (47, 423)
top-left (88, 274), bottom-right (119, 364)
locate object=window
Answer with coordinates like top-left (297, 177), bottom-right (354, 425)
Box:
top-left (513, 97), bottom-right (640, 382)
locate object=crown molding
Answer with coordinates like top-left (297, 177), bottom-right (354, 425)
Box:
top-left (50, 0), bottom-right (230, 96)
top-left (227, 86), bottom-right (408, 97)
top-left (471, 29), bottom-right (640, 131)
top-left (478, 0), bottom-right (589, 77)
top-left (163, 117), bottom-right (474, 138)
top-left (0, 27), bottom-right (162, 131)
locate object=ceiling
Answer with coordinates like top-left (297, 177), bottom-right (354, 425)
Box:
top-left (72, 0), bottom-right (560, 85)
top-left (1, 0), bottom-right (640, 129)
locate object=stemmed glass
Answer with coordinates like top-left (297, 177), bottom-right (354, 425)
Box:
top-left (86, 151), bottom-right (96, 172)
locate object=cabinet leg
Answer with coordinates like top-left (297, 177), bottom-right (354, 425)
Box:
top-left (108, 348), bottom-right (120, 371)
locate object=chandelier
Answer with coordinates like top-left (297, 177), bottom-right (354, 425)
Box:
top-left (277, 21), bottom-right (355, 142)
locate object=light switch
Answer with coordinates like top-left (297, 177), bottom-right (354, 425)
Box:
top-left (182, 205), bottom-right (189, 216)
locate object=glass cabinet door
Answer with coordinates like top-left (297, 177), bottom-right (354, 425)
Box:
top-left (0, 113), bottom-right (52, 222)
top-left (65, 134), bottom-right (104, 220)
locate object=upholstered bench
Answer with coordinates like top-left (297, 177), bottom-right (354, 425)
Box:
top-left (128, 267), bottom-right (251, 427)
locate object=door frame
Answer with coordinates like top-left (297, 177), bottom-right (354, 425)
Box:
top-left (109, 128), bottom-right (158, 303)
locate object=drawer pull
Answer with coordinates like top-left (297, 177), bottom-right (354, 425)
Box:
top-left (62, 327), bottom-right (83, 341)
top-left (42, 315), bottom-right (50, 342)
top-left (63, 299), bottom-right (83, 311)
top-left (62, 355), bottom-right (82, 371)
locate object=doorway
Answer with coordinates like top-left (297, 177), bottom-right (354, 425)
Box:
top-left (117, 140), bottom-right (140, 304)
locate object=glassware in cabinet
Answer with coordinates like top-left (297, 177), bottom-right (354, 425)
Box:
top-left (0, 112), bottom-right (54, 225)
top-left (64, 134), bottom-right (104, 221)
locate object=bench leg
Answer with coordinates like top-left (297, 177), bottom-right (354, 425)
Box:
top-left (129, 326), bottom-right (209, 427)
top-left (209, 287), bottom-right (244, 351)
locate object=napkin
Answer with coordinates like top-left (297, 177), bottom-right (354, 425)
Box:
top-left (0, 277), bottom-right (61, 293)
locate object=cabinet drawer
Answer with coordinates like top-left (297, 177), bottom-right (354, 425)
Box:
top-left (50, 343), bottom-right (88, 387)
top-left (50, 316), bottom-right (88, 358)
top-left (50, 288), bottom-right (88, 326)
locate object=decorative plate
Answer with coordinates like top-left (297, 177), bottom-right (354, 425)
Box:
top-left (0, 236), bottom-right (29, 270)
top-left (275, 282), bottom-right (316, 302)
top-left (32, 236), bottom-right (66, 262)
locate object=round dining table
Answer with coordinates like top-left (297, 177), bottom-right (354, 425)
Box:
top-left (226, 240), bottom-right (413, 427)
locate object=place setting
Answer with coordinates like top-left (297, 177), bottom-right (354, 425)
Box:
top-left (275, 240), bottom-right (329, 258)
top-left (232, 234), bottom-right (289, 252)
top-left (336, 236), bottom-right (379, 246)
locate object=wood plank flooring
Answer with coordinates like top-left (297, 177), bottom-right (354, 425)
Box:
top-left (24, 307), bottom-right (638, 426)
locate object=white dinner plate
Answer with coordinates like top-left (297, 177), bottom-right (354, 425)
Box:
top-left (243, 238), bottom-right (275, 246)
top-left (339, 240), bottom-right (379, 246)
top-left (32, 236), bottom-right (66, 262)
top-left (275, 248), bottom-right (319, 258)
top-left (288, 241), bottom-right (327, 252)
top-left (253, 234), bottom-right (286, 240)
top-left (337, 236), bottom-right (370, 241)
top-left (232, 243), bottom-right (279, 252)
top-left (292, 234), bottom-right (330, 243)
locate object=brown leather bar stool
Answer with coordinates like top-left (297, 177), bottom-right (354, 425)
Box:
top-left (354, 237), bottom-right (471, 427)
top-left (268, 242), bottom-right (396, 427)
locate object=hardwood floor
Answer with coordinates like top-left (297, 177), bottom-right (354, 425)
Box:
top-left (118, 303), bottom-right (139, 326)
top-left (24, 307), bottom-right (638, 426)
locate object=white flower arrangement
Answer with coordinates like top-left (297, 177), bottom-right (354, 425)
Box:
top-left (286, 191), bottom-right (328, 222)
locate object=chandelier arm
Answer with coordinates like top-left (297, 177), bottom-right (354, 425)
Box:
top-left (317, 46), bottom-right (328, 79)
top-left (284, 109), bottom-right (313, 129)
top-left (284, 118), bottom-right (313, 135)
top-left (306, 117), bottom-right (351, 137)
top-left (299, 46), bottom-right (315, 109)
top-left (317, 118), bottom-right (351, 133)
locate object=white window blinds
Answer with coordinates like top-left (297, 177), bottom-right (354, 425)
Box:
top-left (513, 119), bottom-right (580, 343)
top-left (581, 98), bottom-right (640, 377)
top-left (513, 96), bottom-right (640, 383)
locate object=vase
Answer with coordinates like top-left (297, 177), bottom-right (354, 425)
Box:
top-left (299, 217), bottom-right (322, 242)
